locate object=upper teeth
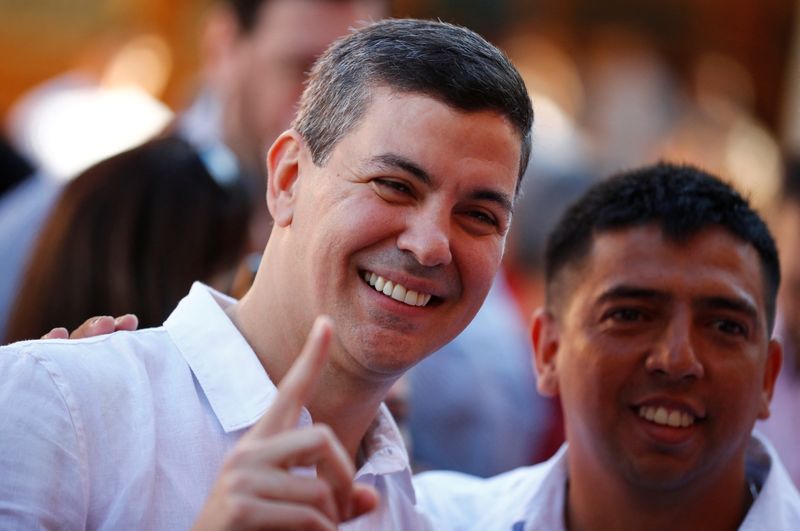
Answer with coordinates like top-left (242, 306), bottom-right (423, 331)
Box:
top-left (638, 406), bottom-right (695, 428)
top-left (363, 271), bottom-right (432, 307)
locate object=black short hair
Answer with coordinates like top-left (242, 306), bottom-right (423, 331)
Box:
top-left (545, 162), bottom-right (781, 331)
top-left (293, 18), bottom-right (533, 193)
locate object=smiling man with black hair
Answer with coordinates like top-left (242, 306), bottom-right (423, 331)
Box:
top-left (415, 162), bottom-right (800, 531)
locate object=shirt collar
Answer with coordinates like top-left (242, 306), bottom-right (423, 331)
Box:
top-left (544, 435), bottom-right (791, 531)
top-left (165, 283), bottom-right (412, 488)
top-left (358, 403), bottom-right (411, 474)
top-left (164, 282), bottom-right (279, 433)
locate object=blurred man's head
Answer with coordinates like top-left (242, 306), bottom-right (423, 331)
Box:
top-left (204, 0), bottom-right (387, 180)
top-left (533, 163), bottom-right (781, 499)
top-left (254, 19), bottom-right (532, 380)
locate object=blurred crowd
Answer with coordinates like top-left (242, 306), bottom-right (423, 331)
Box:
top-left (1, 0), bottom-right (799, 488)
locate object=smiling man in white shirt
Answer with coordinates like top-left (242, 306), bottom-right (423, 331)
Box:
top-left (415, 163), bottom-right (800, 530)
top-left (0, 18), bottom-right (533, 531)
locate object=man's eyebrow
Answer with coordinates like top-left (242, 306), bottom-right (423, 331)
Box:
top-left (470, 188), bottom-right (514, 214)
top-left (367, 153), bottom-right (514, 213)
top-left (696, 296), bottom-right (759, 321)
top-left (369, 153), bottom-right (431, 186)
top-left (596, 286), bottom-right (761, 321)
top-left (596, 285), bottom-right (669, 304)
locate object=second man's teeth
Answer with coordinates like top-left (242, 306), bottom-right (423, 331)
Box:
top-left (363, 271), bottom-right (432, 307)
top-left (638, 405), bottom-right (695, 428)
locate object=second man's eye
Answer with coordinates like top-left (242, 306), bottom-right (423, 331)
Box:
top-left (713, 319), bottom-right (748, 338)
top-left (607, 308), bottom-right (645, 322)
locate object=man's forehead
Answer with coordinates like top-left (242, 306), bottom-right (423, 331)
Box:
top-left (349, 87), bottom-right (522, 162)
top-left (569, 224), bottom-right (766, 305)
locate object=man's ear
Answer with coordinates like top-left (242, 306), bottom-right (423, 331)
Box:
top-left (266, 130), bottom-right (303, 227)
top-left (532, 308), bottom-right (560, 397)
top-left (757, 338), bottom-right (783, 420)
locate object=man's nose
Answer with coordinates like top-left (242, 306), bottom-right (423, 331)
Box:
top-left (645, 314), bottom-right (705, 381)
top-left (396, 207), bottom-right (453, 267)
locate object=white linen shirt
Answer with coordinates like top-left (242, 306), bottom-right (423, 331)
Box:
top-left (0, 282), bottom-right (432, 530)
top-left (413, 433), bottom-right (800, 531)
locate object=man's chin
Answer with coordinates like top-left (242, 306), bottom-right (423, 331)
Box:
top-left (620, 455), bottom-right (707, 493)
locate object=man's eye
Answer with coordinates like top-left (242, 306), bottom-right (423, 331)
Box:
top-left (607, 308), bottom-right (644, 322)
top-left (466, 210), bottom-right (497, 226)
top-left (713, 319), bottom-right (748, 337)
top-left (374, 179), bottom-right (413, 196)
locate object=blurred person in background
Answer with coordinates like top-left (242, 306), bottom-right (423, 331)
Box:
top-left (179, 0), bottom-right (386, 254)
top-left (406, 271), bottom-right (551, 477)
top-left (0, 136), bottom-right (34, 199)
top-left (503, 167), bottom-right (597, 461)
top-left (758, 155), bottom-right (800, 487)
top-left (0, 0), bottom-right (386, 340)
top-left (4, 136), bottom-right (251, 344)
top-left (0, 138), bottom-right (40, 337)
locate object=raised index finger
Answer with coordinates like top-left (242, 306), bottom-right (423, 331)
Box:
top-left (249, 315), bottom-right (334, 438)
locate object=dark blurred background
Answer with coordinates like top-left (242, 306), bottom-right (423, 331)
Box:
top-left (2, 0), bottom-right (797, 200)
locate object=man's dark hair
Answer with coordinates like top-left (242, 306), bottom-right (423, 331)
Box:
top-left (545, 162), bottom-right (781, 331)
top-left (293, 18), bottom-right (533, 193)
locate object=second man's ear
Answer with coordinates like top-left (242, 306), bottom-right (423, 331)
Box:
top-left (757, 338), bottom-right (783, 420)
top-left (532, 308), bottom-right (561, 397)
top-left (266, 130), bottom-right (304, 227)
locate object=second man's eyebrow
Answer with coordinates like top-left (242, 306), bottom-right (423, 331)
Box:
top-left (596, 285), bottom-right (670, 305)
top-left (697, 296), bottom-right (759, 321)
top-left (367, 153), bottom-right (514, 213)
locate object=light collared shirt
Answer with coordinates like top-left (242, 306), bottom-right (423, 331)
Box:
top-left (413, 433), bottom-right (800, 531)
top-left (0, 282), bottom-right (431, 530)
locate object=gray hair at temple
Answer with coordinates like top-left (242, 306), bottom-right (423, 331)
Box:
top-left (292, 18), bottom-right (534, 193)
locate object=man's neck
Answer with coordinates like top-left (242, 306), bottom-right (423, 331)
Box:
top-left (565, 451), bottom-right (752, 531)
top-left (225, 291), bottom-right (393, 464)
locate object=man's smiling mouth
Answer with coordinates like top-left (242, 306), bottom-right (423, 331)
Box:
top-left (638, 405), bottom-right (696, 428)
top-left (362, 271), bottom-right (433, 307)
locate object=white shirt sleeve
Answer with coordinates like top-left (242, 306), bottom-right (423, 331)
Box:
top-left (0, 345), bottom-right (88, 529)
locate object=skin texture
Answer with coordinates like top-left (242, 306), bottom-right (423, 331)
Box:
top-left (533, 224), bottom-right (782, 531)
